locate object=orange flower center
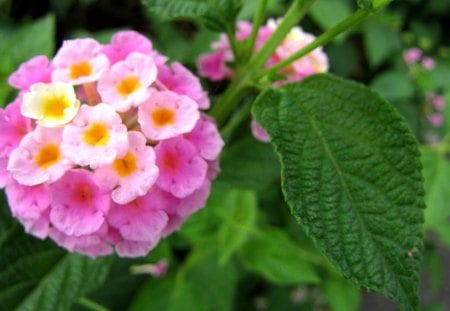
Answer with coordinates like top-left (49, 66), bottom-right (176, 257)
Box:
top-left (74, 184), bottom-right (93, 204)
top-left (35, 144), bottom-right (61, 169)
top-left (151, 108), bottom-right (175, 127)
top-left (83, 122), bottom-right (110, 146)
top-left (70, 60), bottom-right (93, 79)
top-left (117, 76), bottom-right (140, 95)
top-left (113, 152), bottom-right (137, 177)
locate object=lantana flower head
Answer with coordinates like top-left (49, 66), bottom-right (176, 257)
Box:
top-left (1, 30), bottom-right (223, 258)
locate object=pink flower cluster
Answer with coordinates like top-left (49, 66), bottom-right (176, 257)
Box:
top-left (197, 19), bottom-right (328, 142)
top-left (0, 31), bottom-right (223, 258)
top-left (403, 47), bottom-right (436, 70)
top-left (197, 19), bottom-right (329, 83)
top-left (426, 93), bottom-right (446, 128)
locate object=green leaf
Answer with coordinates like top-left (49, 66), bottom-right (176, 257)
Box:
top-left (142, 0), bottom-right (242, 32)
top-left (370, 70), bottom-right (415, 102)
top-left (357, 0), bottom-right (374, 10)
top-left (421, 147), bottom-right (450, 245)
top-left (363, 16), bottom-right (400, 68)
top-left (218, 189), bottom-right (257, 265)
top-left (0, 14), bottom-right (55, 106)
top-left (309, 0), bottom-right (352, 41)
top-left (252, 74), bottom-right (425, 310)
top-left (129, 274), bottom-right (209, 311)
top-left (217, 137), bottom-right (280, 191)
top-left (241, 227), bottom-right (320, 285)
top-left (323, 274), bottom-right (361, 311)
top-left (0, 228), bottom-right (112, 311)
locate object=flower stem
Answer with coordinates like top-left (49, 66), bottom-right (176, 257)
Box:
top-left (259, 4), bottom-right (391, 79)
top-left (248, 0), bottom-right (316, 71)
top-left (208, 70), bottom-right (252, 127)
top-left (246, 0), bottom-right (268, 61)
top-left (78, 297), bottom-right (110, 311)
top-left (83, 82), bottom-right (101, 106)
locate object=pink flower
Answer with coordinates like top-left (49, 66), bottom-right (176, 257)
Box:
top-left (428, 113), bottom-right (444, 127)
top-left (0, 98), bottom-right (33, 157)
top-left (62, 103), bottom-right (128, 168)
top-left (115, 240), bottom-right (160, 258)
top-left (176, 179), bottom-right (211, 218)
top-left (251, 119), bottom-right (270, 142)
top-left (7, 126), bottom-right (72, 186)
top-left (158, 62), bottom-right (210, 109)
top-left (95, 131), bottom-right (159, 204)
top-left (197, 50), bottom-right (232, 81)
top-left (431, 95), bottom-right (445, 111)
top-left (98, 52), bottom-right (157, 112)
top-left (5, 180), bottom-right (50, 238)
top-left (130, 259), bottom-right (168, 277)
top-left (49, 169), bottom-right (110, 236)
top-left (107, 191), bottom-right (168, 244)
top-left (138, 89), bottom-right (199, 141)
top-left (155, 137), bottom-right (207, 198)
top-left (184, 115), bottom-right (224, 160)
top-left (8, 55), bottom-right (52, 91)
top-left (403, 47), bottom-right (422, 64)
top-left (102, 30), bottom-right (153, 64)
top-left (421, 57), bottom-right (436, 70)
top-left (52, 38), bottom-right (109, 84)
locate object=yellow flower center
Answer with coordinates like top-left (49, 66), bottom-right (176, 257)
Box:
top-left (35, 144), bottom-right (61, 169)
top-left (151, 108), bottom-right (175, 127)
top-left (113, 152), bottom-right (137, 177)
top-left (41, 94), bottom-right (71, 120)
top-left (70, 60), bottom-right (93, 79)
top-left (117, 76), bottom-right (140, 95)
top-left (83, 122), bottom-right (110, 146)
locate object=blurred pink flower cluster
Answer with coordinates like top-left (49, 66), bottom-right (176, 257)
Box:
top-left (197, 19), bottom-right (329, 142)
top-left (403, 47), bottom-right (436, 70)
top-left (0, 31), bottom-right (223, 258)
top-left (426, 93), bottom-right (445, 128)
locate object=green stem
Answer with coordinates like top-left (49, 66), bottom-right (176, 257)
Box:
top-left (246, 0), bottom-right (268, 61)
top-left (208, 71), bottom-right (252, 127)
top-left (78, 297), bottom-right (110, 311)
top-left (220, 100), bottom-right (253, 141)
top-left (248, 0), bottom-right (316, 71)
top-left (259, 5), bottom-right (391, 79)
top-left (226, 26), bottom-right (240, 64)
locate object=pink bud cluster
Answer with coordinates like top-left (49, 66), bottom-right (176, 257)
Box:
top-left (0, 31), bottom-right (224, 258)
top-left (426, 93), bottom-right (446, 128)
top-left (403, 47), bottom-right (436, 70)
top-left (197, 19), bottom-right (329, 142)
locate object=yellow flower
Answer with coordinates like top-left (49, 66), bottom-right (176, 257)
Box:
top-left (21, 82), bottom-right (80, 127)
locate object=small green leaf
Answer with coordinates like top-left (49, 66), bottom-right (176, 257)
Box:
top-left (357, 0), bottom-right (374, 10)
top-left (309, 0), bottom-right (352, 41)
top-left (218, 137), bottom-right (280, 191)
top-left (323, 274), bottom-right (361, 311)
top-left (218, 190), bottom-right (257, 265)
top-left (252, 74), bottom-right (424, 310)
top-left (0, 14), bottom-right (55, 106)
top-left (363, 16), bottom-right (400, 68)
top-left (371, 70), bottom-right (415, 102)
top-left (0, 228), bottom-right (112, 311)
top-left (241, 227), bottom-right (320, 285)
top-left (421, 147), bottom-right (450, 245)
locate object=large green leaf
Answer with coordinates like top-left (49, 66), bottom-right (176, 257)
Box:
top-left (252, 74), bottom-right (424, 310)
top-left (0, 222), bottom-right (112, 310)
